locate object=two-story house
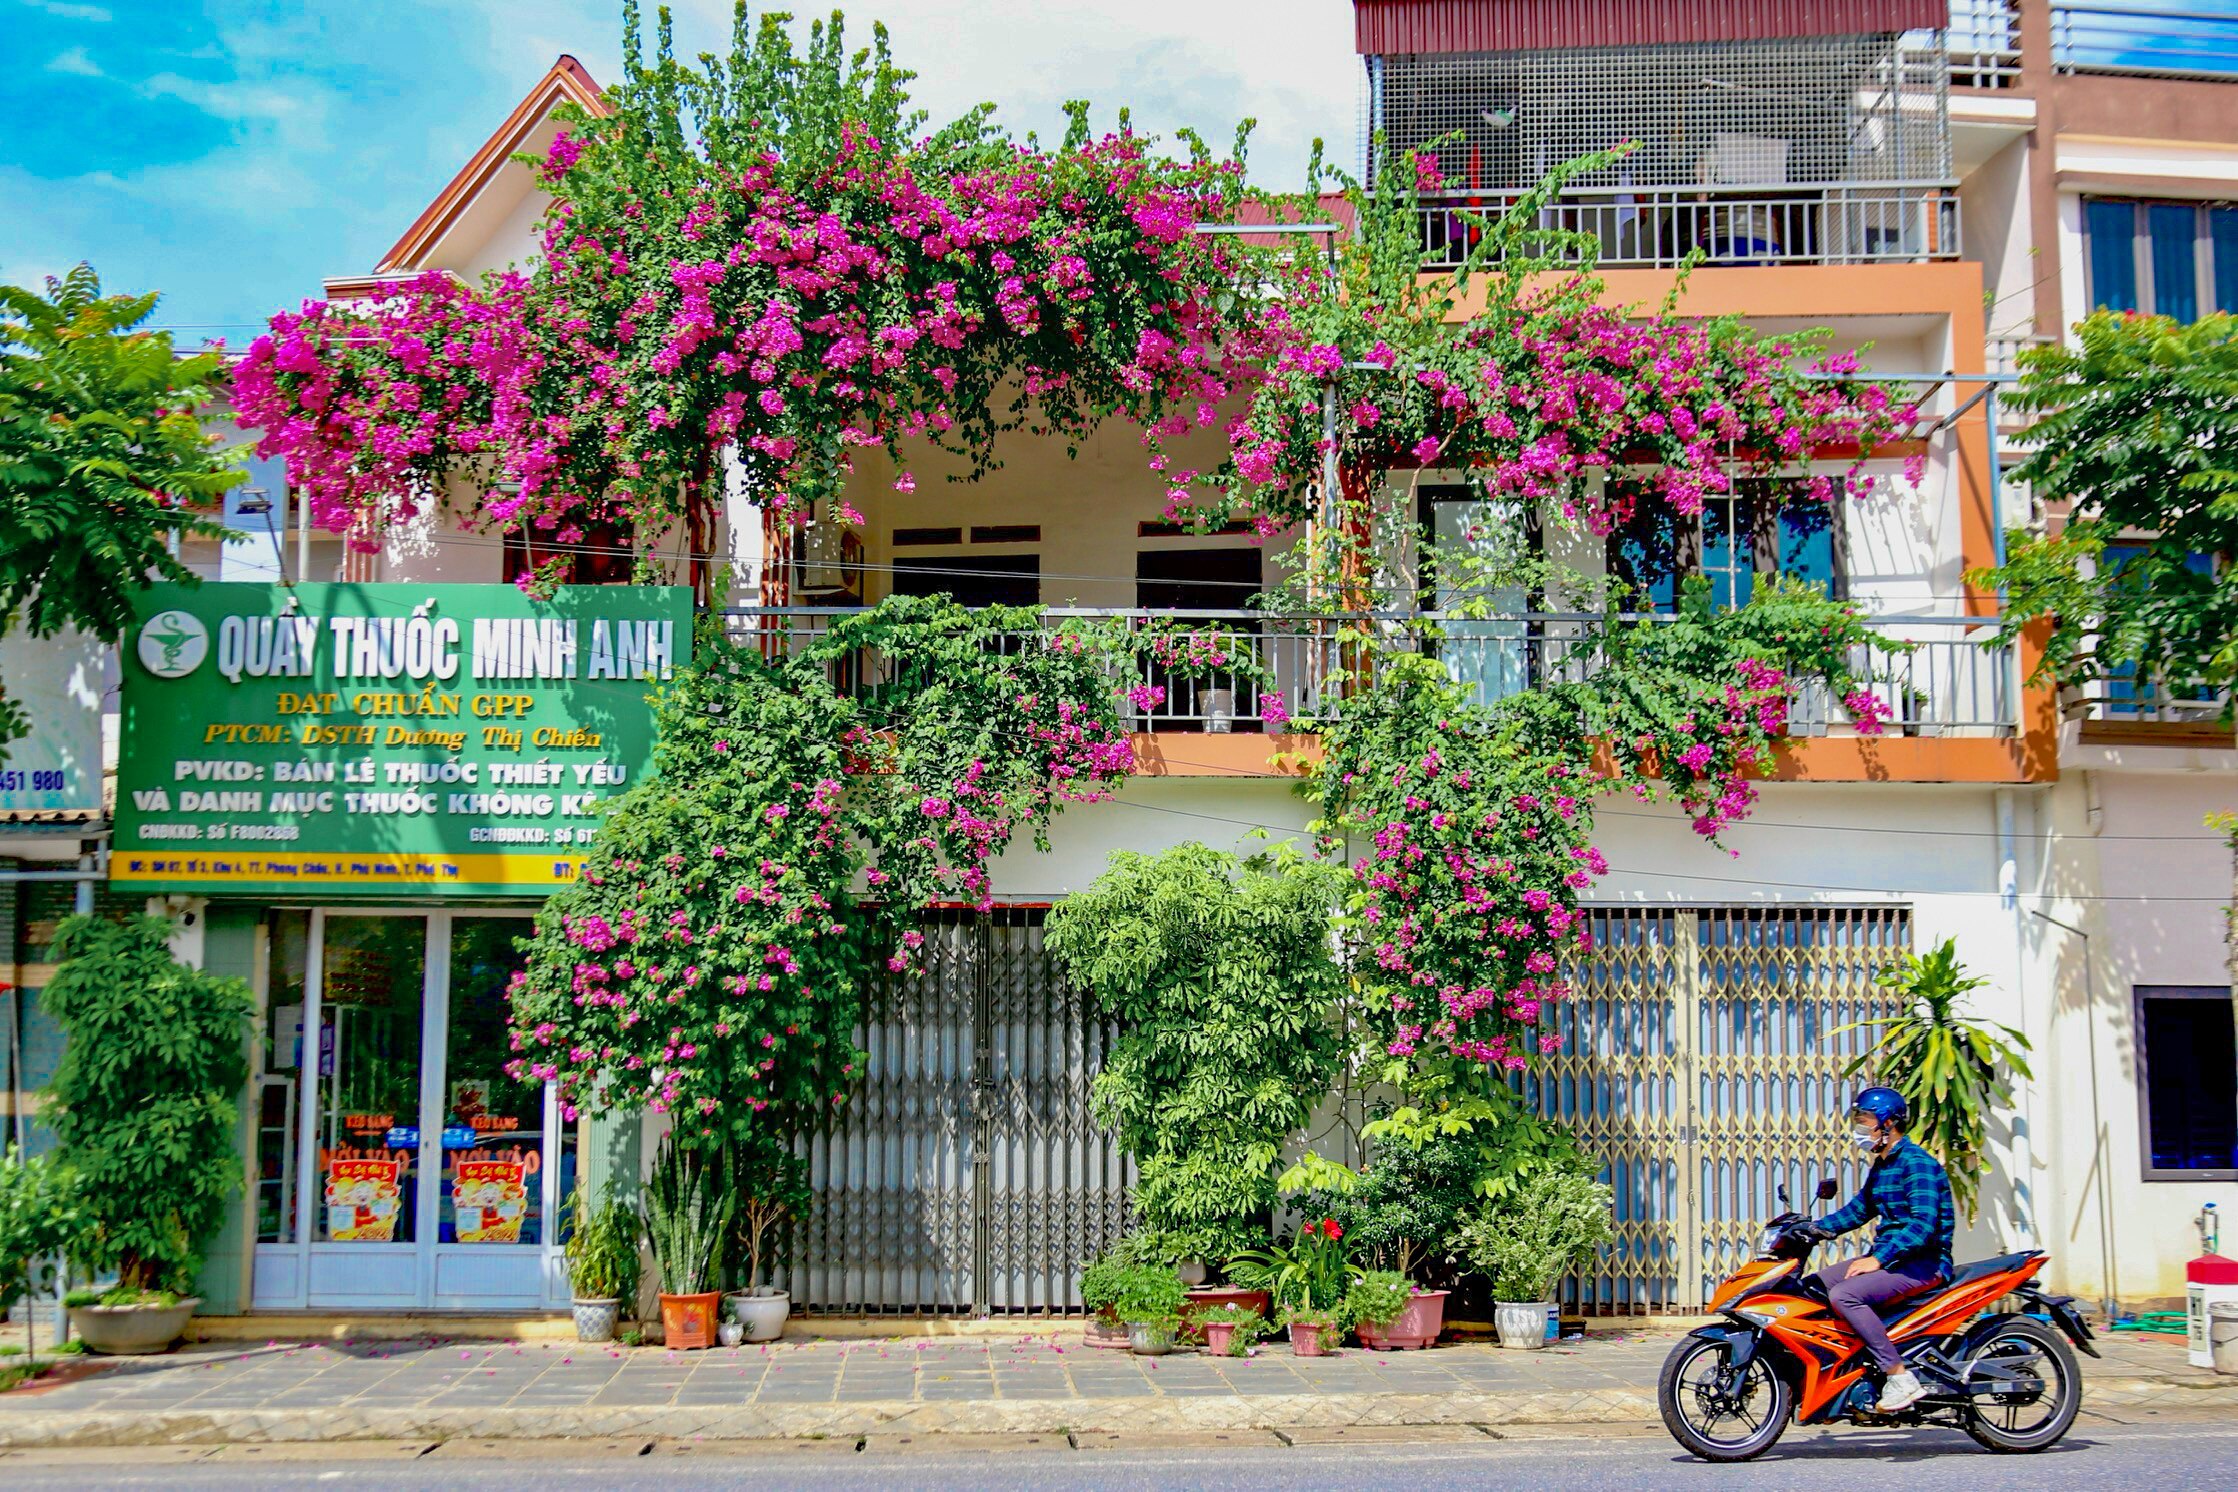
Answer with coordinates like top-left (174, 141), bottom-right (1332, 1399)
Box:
top-left (39, 2), bottom-right (2224, 1325)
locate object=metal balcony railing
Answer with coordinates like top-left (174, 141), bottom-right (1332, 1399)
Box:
top-left (2053, 2), bottom-right (2238, 80)
top-left (722, 608), bottom-right (2019, 738)
top-left (1417, 182), bottom-right (1963, 272)
top-left (2068, 679), bottom-right (2234, 726)
top-left (1946, 0), bottom-right (2025, 87)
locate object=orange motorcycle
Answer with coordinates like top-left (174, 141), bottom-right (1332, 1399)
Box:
top-left (1659, 1179), bottom-right (2097, 1462)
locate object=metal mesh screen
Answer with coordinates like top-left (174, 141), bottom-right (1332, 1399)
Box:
top-left (1367, 31), bottom-right (1951, 190)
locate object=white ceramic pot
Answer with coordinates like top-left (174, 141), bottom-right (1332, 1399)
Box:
top-left (1127, 1321), bottom-right (1175, 1355)
top-left (731, 1287), bottom-right (791, 1343)
top-left (1176, 1258), bottom-right (1208, 1287)
top-left (1494, 1299), bottom-right (1554, 1350)
top-left (69, 1297), bottom-right (199, 1356)
top-left (571, 1297), bottom-right (621, 1343)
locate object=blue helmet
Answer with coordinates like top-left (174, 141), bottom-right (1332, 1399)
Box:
top-left (1851, 1086), bottom-right (1909, 1127)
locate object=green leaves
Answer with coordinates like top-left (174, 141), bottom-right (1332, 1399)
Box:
top-left (1979, 310), bottom-right (2238, 713)
top-left (39, 914), bottom-right (252, 1293)
top-left (0, 267), bottom-right (238, 659)
top-left (1836, 937), bottom-right (2030, 1224)
top-left (1045, 843), bottom-right (1348, 1258)
top-left (1451, 1166), bottom-right (1614, 1302)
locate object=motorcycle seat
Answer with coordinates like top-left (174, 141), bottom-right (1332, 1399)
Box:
top-left (1869, 1252), bottom-right (2036, 1320)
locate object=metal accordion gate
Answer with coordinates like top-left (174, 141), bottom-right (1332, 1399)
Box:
top-left (785, 906), bottom-right (1132, 1314)
top-left (1528, 905), bottom-right (1909, 1315)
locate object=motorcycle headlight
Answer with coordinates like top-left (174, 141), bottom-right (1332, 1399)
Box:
top-left (1757, 1225), bottom-right (1784, 1254)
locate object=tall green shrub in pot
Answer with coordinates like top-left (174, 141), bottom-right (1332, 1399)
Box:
top-left (41, 914), bottom-right (249, 1345)
top-left (1046, 844), bottom-right (1347, 1270)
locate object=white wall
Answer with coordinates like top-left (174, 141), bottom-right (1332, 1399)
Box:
top-left (2031, 771), bottom-right (2237, 1307)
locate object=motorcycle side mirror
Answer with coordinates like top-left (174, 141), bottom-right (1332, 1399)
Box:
top-left (1816, 1178), bottom-right (1840, 1202)
top-left (1776, 1184), bottom-right (1791, 1209)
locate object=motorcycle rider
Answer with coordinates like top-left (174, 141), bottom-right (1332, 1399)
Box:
top-left (1810, 1086), bottom-right (1955, 1414)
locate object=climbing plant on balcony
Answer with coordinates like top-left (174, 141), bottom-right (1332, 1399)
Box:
top-left (232, 3), bottom-right (1270, 585)
top-left (503, 594), bottom-right (1242, 1148)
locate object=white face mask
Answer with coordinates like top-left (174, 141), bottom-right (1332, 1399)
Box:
top-left (1850, 1128), bottom-right (1881, 1154)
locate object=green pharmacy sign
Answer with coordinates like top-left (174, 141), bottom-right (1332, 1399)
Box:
top-left (112, 582), bottom-right (691, 897)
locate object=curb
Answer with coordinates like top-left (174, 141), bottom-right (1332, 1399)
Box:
top-left (1, 1377), bottom-right (2228, 1449)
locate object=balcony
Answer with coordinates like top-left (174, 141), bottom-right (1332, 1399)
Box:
top-left (725, 608), bottom-right (2019, 738)
top-left (1418, 180), bottom-right (1962, 272)
top-left (2053, 2), bottom-right (2238, 80)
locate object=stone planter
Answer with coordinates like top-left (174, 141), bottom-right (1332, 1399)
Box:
top-left (1355, 1288), bottom-right (1450, 1351)
top-left (69, 1297), bottom-right (199, 1356)
top-left (1181, 1286), bottom-right (1270, 1343)
top-left (1127, 1321), bottom-right (1176, 1356)
top-left (728, 1287), bottom-right (791, 1343)
top-left (1494, 1299), bottom-right (1555, 1350)
top-left (659, 1290), bottom-right (722, 1350)
top-left (571, 1296), bottom-right (621, 1344)
top-left (1085, 1309), bottom-right (1131, 1350)
top-left (1176, 1258), bottom-right (1208, 1287)
top-left (1288, 1321), bottom-right (1334, 1357)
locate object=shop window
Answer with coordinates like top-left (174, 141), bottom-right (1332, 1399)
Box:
top-left (2135, 986), bottom-right (2237, 1180)
top-left (1608, 478), bottom-right (1845, 611)
top-left (2084, 198), bottom-right (2238, 320)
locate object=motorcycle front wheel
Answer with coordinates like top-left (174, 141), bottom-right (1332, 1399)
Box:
top-left (1958, 1315), bottom-right (2082, 1454)
top-left (1658, 1334), bottom-right (1793, 1462)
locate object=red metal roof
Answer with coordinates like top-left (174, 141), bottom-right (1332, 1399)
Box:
top-left (1355, 1), bottom-right (1949, 55)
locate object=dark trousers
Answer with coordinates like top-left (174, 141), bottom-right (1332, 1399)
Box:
top-left (1819, 1257), bottom-right (1943, 1373)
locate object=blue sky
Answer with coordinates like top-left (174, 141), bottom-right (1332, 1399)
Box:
top-left (2, 0), bottom-right (1356, 342)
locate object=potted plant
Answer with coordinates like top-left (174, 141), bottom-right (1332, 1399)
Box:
top-left (1289, 1126), bottom-right (1479, 1351)
top-left (1112, 1263), bottom-right (1187, 1356)
top-left (1282, 1303), bottom-right (1345, 1357)
top-left (41, 915), bottom-right (250, 1355)
top-left (1455, 1168), bottom-right (1614, 1350)
top-left (641, 1134), bottom-right (731, 1350)
top-left (1345, 1269), bottom-right (1419, 1350)
top-left (1080, 1252), bottom-right (1135, 1350)
top-left (1231, 1216), bottom-right (1358, 1354)
top-left (725, 1135), bottom-right (808, 1343)
top-left (562, 1183), bottom-right (640, 1343)
top-left (1193, 1302), bottom-right (1270, 1357)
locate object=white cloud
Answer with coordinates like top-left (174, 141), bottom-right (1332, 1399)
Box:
top-left (23, 0), bottom-right (114, 20)
top-left (45, 44), bottom-right (102, 77)
top-left (143, 70), bottom-right (326, 135)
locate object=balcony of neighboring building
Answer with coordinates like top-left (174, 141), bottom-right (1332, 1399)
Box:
top-left (1355, 3), bottom-right (1961, 273)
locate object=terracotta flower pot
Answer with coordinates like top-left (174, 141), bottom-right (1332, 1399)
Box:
top-left (1085, 1308), bottom-right (1132, 1350)
top-left (1289, 1321), bottom-right (1333, 1357)
top-left (1182, 1286), bottom-right (1270, 1343)
top-left (1202, 1320), bottom-right (1239, 1356)
top-left (1355, 1289), bottom-right (1451, 1351)
top-left (659, 1290), bottom-right (722, 1350)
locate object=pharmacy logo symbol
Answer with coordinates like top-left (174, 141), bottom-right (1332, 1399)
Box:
top-left (137, 611), bottom-right (209, 678)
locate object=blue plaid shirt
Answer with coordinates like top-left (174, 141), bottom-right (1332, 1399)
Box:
top-left (1821, 1136), bottom-right (1955, 1279)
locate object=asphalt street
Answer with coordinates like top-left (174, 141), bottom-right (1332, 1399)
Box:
top-left (6, 1414), bottom-right (2235, 1491)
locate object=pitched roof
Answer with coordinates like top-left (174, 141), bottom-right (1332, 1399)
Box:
top-left (376, 54), bottom-right (607, 274)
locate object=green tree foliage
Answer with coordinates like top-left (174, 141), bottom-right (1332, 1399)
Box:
top-left (1838, 938), bottom-right (2031, 1223)
top-left (1452, 1167), bottom-right (1615, 1302)
top-left (40, 914), bottom-right (251, 1295)
top-left (1976, 311), bottom-right (2238, 712)
top-left (0, 1145), bottom-right (79, 1328)
top-left (1045, 843), bottom-right (1349, 1265)
top-left (0, 268), bottom-right (236, 743)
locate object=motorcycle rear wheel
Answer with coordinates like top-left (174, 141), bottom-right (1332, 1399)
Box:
top-left (1659, 1335), bottom-right (1792, 1462)
top-left (1958, 1315), bottom-right (2081, 1454)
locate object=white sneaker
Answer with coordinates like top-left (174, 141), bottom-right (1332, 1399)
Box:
top-left (1877, 1369), bottom-right (1928, 1412)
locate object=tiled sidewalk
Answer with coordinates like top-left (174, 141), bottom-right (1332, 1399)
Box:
top-left (0, 1324), bottom-right (2223, 1448)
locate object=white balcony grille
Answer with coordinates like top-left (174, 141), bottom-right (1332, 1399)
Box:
top-left (2053, 3), bottom-right (2238, 80)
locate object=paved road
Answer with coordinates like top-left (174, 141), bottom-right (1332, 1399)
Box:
top-left (7, 1414), bottom-right (2235, 1490)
